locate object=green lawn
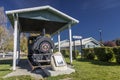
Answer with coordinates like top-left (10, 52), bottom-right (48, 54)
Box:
top-left (0, 59), bottom-right (12, 79)
top-left (0, 59), bottom-right (35, 80)
top-left (1, 58), bottom-right (120, 80)
top-left (45, 58), bottom-right (120, 80)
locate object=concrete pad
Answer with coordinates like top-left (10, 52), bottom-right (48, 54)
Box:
top-left (43, 67), bottom-right (75, 76)
top-left (3, 59), bottom-right (44, 80)
top-left (4, 67), bottom-right (43, 80)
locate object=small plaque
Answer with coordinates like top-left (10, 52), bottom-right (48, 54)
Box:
top-left (53, 55), bottom-right (66, 67)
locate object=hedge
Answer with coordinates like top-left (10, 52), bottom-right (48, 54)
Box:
top-left (72, 50), bottom-right (79, 59)
top-left (60, 49), bottom-right (79, 58)
top-left (61, 49), bottom-right (70, 57)
top-left (94, 47), bottom-right (114, 62)
top-left (83, 47), bottom-right (114, 62)
top-left (82, 48), bottom-right (95, 60)
top-left (54, 46), bottom-right (120, 63)
top-left (113, 46), bottom-right (120, 63)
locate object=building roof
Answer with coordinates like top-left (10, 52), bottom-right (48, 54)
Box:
top-left (5, 5), bottom-right (79, 35)
top-left (55, 37), bottom-right (101, 48)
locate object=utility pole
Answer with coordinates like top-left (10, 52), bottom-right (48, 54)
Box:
top-left (80, 38), bottom-right (83, 58)
top-left (99, 28), bottom-right (102, 45)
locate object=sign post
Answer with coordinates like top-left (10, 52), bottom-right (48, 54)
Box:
top-left (73, 36), bottom-right (83, 58)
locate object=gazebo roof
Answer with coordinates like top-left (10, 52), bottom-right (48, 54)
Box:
top-left (6, 5), bottom-right (79, 35)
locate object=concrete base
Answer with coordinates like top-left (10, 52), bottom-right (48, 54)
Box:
top-left (43, 67), bottom-right (75, 76)
top-left (3, 59), bottom-right (43, 80)
top-left (51, 52), bottom-right (68, 71)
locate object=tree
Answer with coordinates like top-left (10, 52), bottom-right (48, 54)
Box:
top-left (115, 39), bottom-right (120, 46)
top-left (103, 41), bottom-right (116, 47)
top-left (30, 33), bottom-right (40, 36)
top-left (20, 33), bottom-right (28, 53)
top-left (0, 7), bottom-right (14, 53)
top-left (6, 34), bottom-right (13, 51)
top-left (0, 26), bottom-right (13, 52)
top-left (30, 33), bottom-right (51, 37)
top-left (0, 7), bottom-right (7, 26)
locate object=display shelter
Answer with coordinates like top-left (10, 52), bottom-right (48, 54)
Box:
top-left (5, 5), bottom-right (79, 70)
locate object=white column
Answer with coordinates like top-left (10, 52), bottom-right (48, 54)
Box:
top-left (18, 33), bottom-right (20, 62)
top-left (69, 24), bottom-right (72, 64)
top-left (13, 14), bottom-right (18, 70)
top-left (51, 37), bottom-right (53, 52)
top-left (58, 32), bottom-right (61, 52)
top-left (16, 30), bottom-right (20, 65)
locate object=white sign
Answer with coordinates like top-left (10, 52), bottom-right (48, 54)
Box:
top-left (53, 55), bottom-right (66, 67)
top-left (73, 36), bottom-right (82, 39)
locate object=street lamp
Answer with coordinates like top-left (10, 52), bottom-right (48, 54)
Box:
top-left (99, 28), bottom-right (102, 44)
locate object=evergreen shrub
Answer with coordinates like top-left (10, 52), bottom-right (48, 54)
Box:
top-left (82, 48), bottom-right (95, 60)
top-left (94, 47), bottom-right (114, 62)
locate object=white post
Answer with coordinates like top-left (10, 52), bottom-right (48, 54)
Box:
top-left (13, 14), bottom-right (18, 70)
top-left (2, 53), bottom-right (5, 58)
top-left (18, 32), bottom-right (20, 62)
top-left (16, 30), bottom-right (20, 65)
top-left (58, 32), bottom-right (61, 52)
top-left (51, 37), bottom-right (53, 52)
top-left (69, 24), bottom-right (72, 64)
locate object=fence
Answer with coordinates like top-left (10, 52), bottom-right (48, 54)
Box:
top-left (0, 52), bottom-right (13, 59)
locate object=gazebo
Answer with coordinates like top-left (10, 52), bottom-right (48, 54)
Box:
top-left (5, 5), bottom-right (79, 70)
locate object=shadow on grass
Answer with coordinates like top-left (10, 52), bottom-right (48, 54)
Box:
top-left (0, 58), bottom-right (47, 77)
top-left (18, 59), bottom-right (32, 71)
top-left (0, 58), bottom-right (48, 79)
top-left (0, 59), bottom-right (12, 66)
top-left (18, 59), bottom-right (47, 77)
top-left (0, 69), bottom-right (10, 71)
top-left (0, 58), bottom-right (31, 70)
top-left (76, 58), bottom-right (119, 66)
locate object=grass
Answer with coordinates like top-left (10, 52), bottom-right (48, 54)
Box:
top-left (45, 58), bottom-right (120, 80)
top-left (1, 75), bottom-right (35, 80)
top-left (0, 59), bottom-right (35, 80)
top-left (0, 59), bottom-right (12, 79)
top-left (1, 57), bottom-right (120, 80)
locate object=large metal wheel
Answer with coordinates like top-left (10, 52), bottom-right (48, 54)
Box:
top-left (32, 36), bottom-right (54, 53)
top-left (39, 41), bottom-right (51, 53)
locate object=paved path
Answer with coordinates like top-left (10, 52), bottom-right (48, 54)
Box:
top-left (4, 59), bottom-right (46, 80)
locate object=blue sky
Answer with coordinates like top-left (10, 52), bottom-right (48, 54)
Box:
top-left (1, 0), bottom-right (120, 42)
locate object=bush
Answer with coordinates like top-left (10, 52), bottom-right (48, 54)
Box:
top-left (72, 50), bottom-right (79, 59)
top-left (53, 49), bottom-right (58, 53)
top-left (61, 49), bottom-right (69, 57)
top-left (83, 47), bottom-right (120, 63)
top-left (113, 46), bottom-right (120, 55)
top-left (94, 47), bottom-right (114, 62)
top-left (103, 41), bottom-right (116, 47)
top-left (82, 48), bottom-right (95, 60)
top-left (86, 53), bottom-right (95, 60)
top-left (113, 47), bottom-right (120, 63)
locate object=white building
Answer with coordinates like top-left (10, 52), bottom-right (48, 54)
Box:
top-left (55, 37), bottom-right (101, 52)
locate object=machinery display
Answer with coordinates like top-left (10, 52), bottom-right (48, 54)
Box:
top-left (27, 30), bottom-right (54, 70)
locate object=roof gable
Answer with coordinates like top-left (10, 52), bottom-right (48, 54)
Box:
top-left (5, 6), bottom-right (79, 35)
top-left (19, 9), bottom-right (69, 23)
